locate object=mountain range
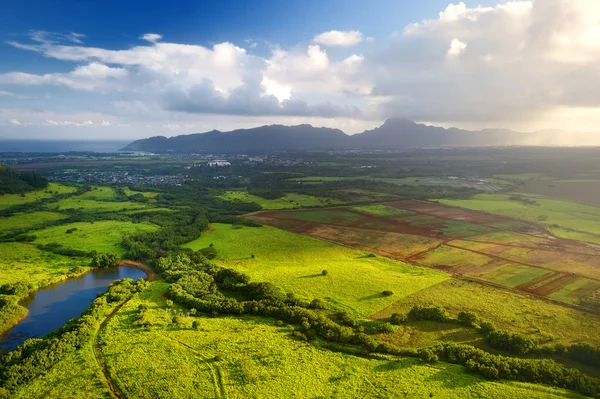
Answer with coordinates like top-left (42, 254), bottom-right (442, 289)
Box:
top-left (121, 118), bottom-right (595, 153)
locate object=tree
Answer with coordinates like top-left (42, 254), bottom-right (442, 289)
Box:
top-left (322, 270), bottom-right (328, 276)
top-left (91, 253), bottom-right (120, 268)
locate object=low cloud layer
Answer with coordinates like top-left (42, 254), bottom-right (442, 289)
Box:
top-left (2, 0), bottom-right (600, 138)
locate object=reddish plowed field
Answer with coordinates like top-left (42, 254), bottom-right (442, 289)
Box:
top-left (248, 200), bottom-right (600, 308)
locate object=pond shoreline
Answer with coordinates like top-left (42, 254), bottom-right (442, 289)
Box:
top-left (0, 265), bottom-right (148, 351)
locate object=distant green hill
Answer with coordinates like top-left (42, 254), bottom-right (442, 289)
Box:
top-left (0, 164), bottom-right (48, 194)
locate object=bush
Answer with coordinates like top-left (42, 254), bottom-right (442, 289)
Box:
top-left (322, 270), bottom-right (328, 276)
top-left (390, 313), bottom-right (407, 325)
top-left (457, 311), bottom-right (479, 327)
top-left (408, 305), bottom-right (450, 322)
top-left (382, 290), bottom-right (394, 296)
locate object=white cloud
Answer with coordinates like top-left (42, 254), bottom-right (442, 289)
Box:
top-left (314, 30), bottom-right (364, 47)
top-left (141, 33), bottom-right (162, 43)
top-left (3, 0), bottom-right (600, 136)
top-left (447, 38), bottom-right (467, 57)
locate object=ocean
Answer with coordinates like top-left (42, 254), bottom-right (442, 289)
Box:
top-left (0, 140), bottom-right (131, 153)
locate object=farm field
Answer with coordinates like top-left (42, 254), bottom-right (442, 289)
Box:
top-left (183, 223), bottom-right (447, 317)
top-left (518, 177), bottom-right (600, 207)
top-left (217, 190), bottom-right (340, 209)
top-left (33, 220), bottom-right (157, 255)
top-left (440, 193), bottom-right (600, 236)
top-left (66, 281), bottom-right (585, 399)
top-left (250, 201), bottom-right (600, 310)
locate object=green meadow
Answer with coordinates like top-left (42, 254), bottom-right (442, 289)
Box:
top-left (183, 223), bottom-right (447, 317)
top-left (440, 193), bottom-right (600, 236)
top-left (0, 211), bottom-right (66, 233)
top-left (33, 220), bottom-right (157, 255)
top-left (86, 282), bottom-right (584, 399)
top-left (351, 204), bottom-right (411, 216)
top-left (0, 183), bottom-right (76, 210)
top-left (373, 279), bottom-right (600, 346)
top-left (217, 191), bottom-right (339, 209)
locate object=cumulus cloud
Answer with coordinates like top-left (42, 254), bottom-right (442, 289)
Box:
top-left (141, 33), bottom-right (162, 43)
top-left (313, 30), bottom-right (364, 47)
top-left (3, 0), bottom-right (600, 132)
top-left (446, 38), bottom-right (467, 57)
top-left (368, 0), bottom-right (600, 123)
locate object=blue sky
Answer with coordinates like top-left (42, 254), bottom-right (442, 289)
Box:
top-left (1, 0), bottom-right (599, 140)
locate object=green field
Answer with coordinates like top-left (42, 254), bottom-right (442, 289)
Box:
top-left (76, 186), bottom-right (118, 200)
top-left (13, 340), bottom-right (109, 399)
top-left (122, 187), bottom-right (159, 199)
top-left (440, 193), bottom-right (600, 236)
top-left (0, 211), bottom-right (66, 232)
top-left (84, 282), bottom-right (585, 399)
top-left (183, 224), bottom-right (447, 317)
top-left (548, 278), bottom-right (600, 305)
top-left (218, 191), bottom-right (339, 209)
top-left (0, 242), bottom-right (86, 287)
top-left (415, 246), bottom-right (493, 269)
top-left (372, 279), bottom-right (600, 346)
top-left (33, 220), bottom-right (157, 255)
top-left (49, 197), bottom-right (150, 212)
top-left (470, 264), bottom-right (551, 288)
top-left (0, 183), bottom-right (76, 210)
top-left (440, 221), bottom-right (494, 237)
top-left (273, 209), bottom-right (363, 225)
top-left (351, 204), bottom-right (410, 217)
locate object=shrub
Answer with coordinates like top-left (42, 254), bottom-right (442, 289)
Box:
top-left (382, 290), bottom-right (394, 296)
top-left (322, 269), bottom-right (328, 276)
top-left (457, 311), bottom-right (479, 327)
top-left (390, 313), bottom-right (407, 325)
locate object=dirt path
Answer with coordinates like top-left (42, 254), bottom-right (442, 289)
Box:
top-left (160, 334), bottom-right (228, 399)
top-left (92, 299), bottom-right (131, 399)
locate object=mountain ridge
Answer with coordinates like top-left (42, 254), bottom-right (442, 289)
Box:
top-left (121, 118), bottom-right (593, 152)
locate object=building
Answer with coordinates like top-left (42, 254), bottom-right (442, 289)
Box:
top-left (208, 160), bottom-right (231, 167)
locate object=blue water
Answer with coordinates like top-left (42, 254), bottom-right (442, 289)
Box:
top-left (0, 140), bottom-right (130, 153)
top-left (0, 266), bottom-right (147, 351)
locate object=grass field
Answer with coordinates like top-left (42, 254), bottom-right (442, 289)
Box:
top-left (0, 183), bottom-right (76, 210)
top-left (183, 224), bottom-right (447, 317)
top-left (372, 279), bottom-right (600, 346)
top-left (440, 194), bottom-right (600, 236)
top-left (351, 204), bottom-right (411, 216)
top-left (91, 282), bottom-right (585, 399)
top-left (13, 340), bottom-right (109, 399)
top-left (122, 187), bottom-right (159, 199)
top-left (217, 191), bottom-right (339, 209)
top-left (469, 264), bottom-right (552, 288)
top-left (0, 242), bottom-right (86, 287)
top-left (49, 197), bottom-right (150, 212)
top-left (76, 186), bottom-right (118, 200)
top-left (414, 246), bottom-right (493, 269)
top-left (0, 211), bottom-right (66, 232)
top-left (33, 220), bottom-right (157, 255)
top-left (270, 209), bottom-right (364, 225)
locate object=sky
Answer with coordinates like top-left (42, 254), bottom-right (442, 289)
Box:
top-left (0, 0), bottom-right (600, 140)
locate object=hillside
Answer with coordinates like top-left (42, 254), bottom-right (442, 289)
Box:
top-left (121, 118), bottom-right (592, 153)
top-left (0, 164), bottom-right (48, 194)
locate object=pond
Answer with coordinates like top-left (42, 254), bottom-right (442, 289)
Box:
top-left (0, 266), bottom-right (147, 351)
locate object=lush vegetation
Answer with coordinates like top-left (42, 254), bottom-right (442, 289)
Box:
top-left (182, 223), bottom-right (448, 317)
top-left (3, 148), bottom-right (600, 398)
